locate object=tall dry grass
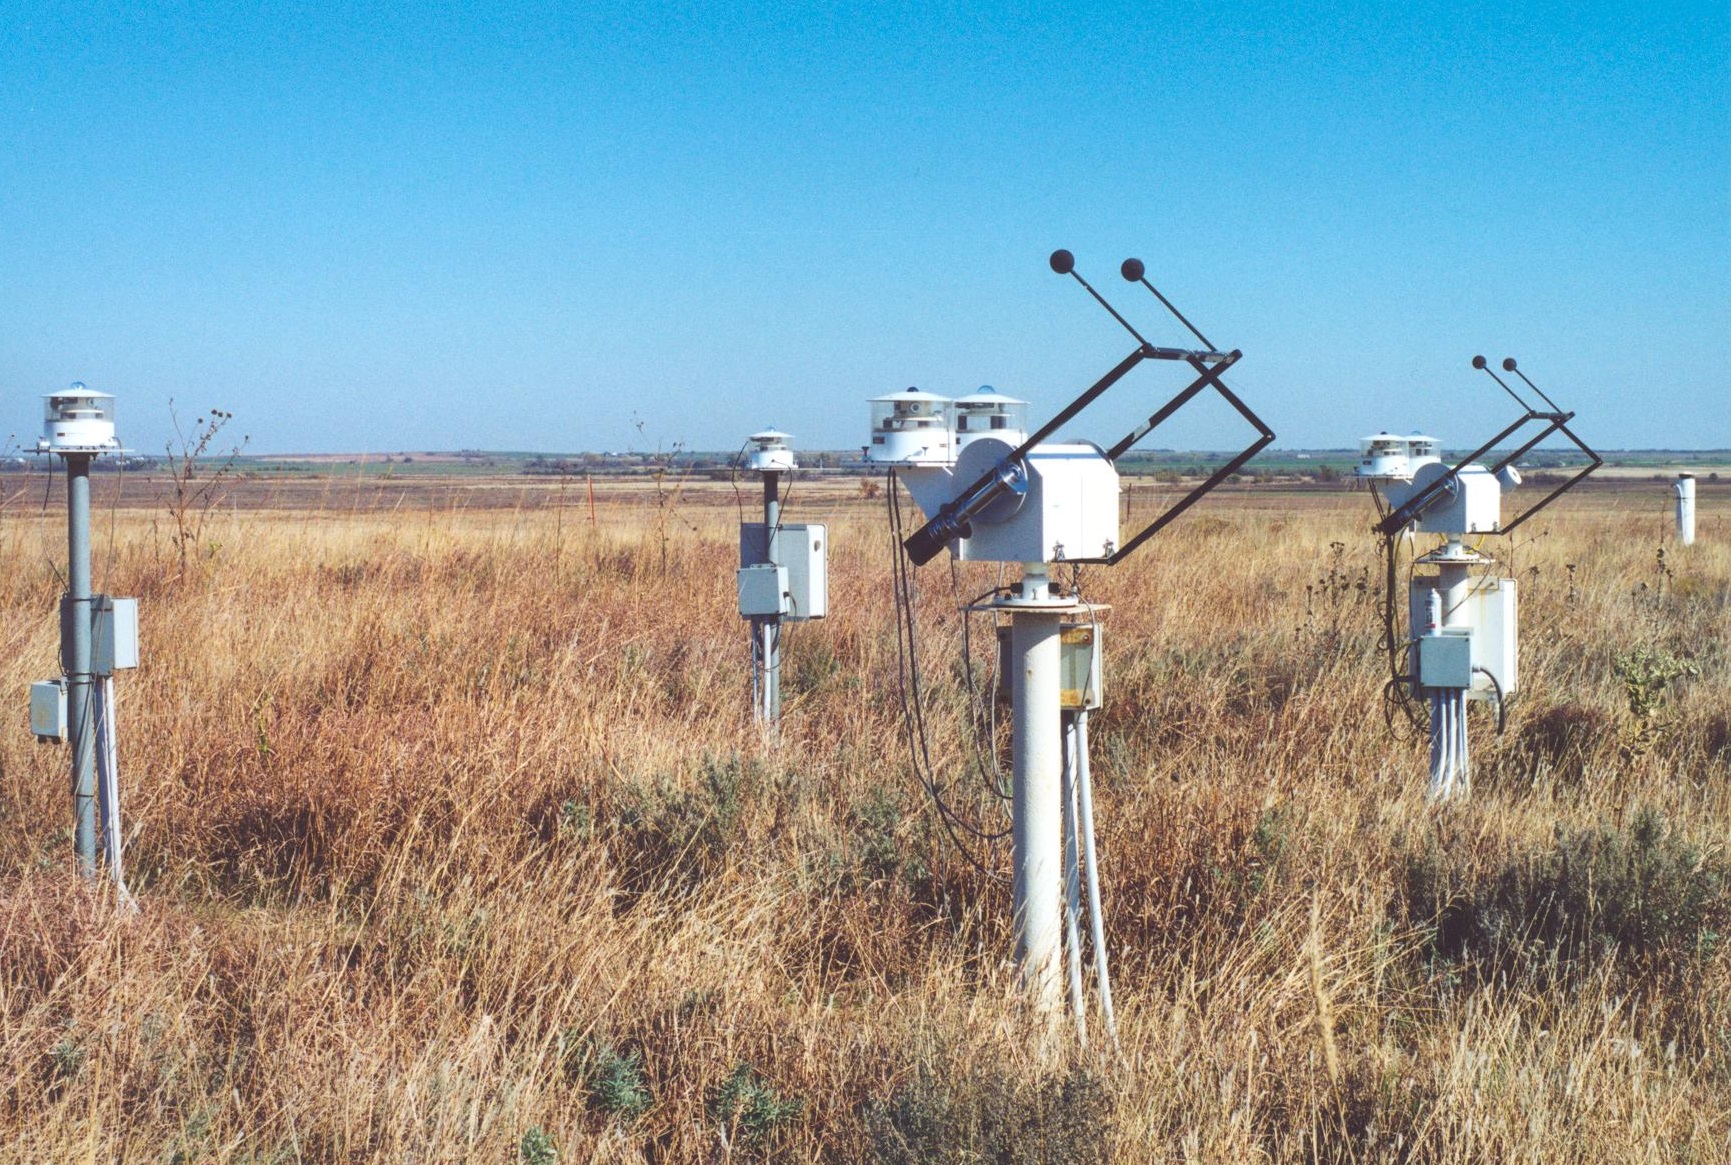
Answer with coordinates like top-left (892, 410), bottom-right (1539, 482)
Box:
top-left (0, 477), bottom-right (1726, 1162)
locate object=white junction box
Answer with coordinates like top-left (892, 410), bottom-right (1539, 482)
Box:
top-left (30, 679), bottom-right (67, 742)
top-left (61, 594), bottom-right (140, 676)
top-left (739, 523), bottom-right (828, 620)
top-left (737, 564), bottom-right (789, 618)
top-left (1408, 577), bottom-right (1517, 700)
top-left (93, 596), bottom-right (139, 675)
top-left (1466, 577), bottom-right (1517, 699)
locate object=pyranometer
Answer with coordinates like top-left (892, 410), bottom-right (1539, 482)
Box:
top-left (744, 428), bottom-right (797, 472)
top-left (39, 384), bottom-right (120, 454)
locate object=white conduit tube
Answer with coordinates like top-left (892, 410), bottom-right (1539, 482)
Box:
top-left (1075, 710), bottom-right (1119, 1048)
top-left (1443, 696), bottom-right (1455, 800)
top-left (1061, 711), bottom-right (1088, 1047)
top-left (1428, 691), bottom-right (1446, 799)
top-left (1456, 692), bottom-right (1470, 798)
top-left (95, 678), bottom-right (135, 908)
top-left (1430, 691), bottom-right (1469, 801)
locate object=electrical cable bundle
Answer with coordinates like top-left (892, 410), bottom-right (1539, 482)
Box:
top-left (886, 470), bottom-right (1008, 879)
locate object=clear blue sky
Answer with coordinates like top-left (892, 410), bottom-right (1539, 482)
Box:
top-left (3, 1), bottom-right (1726, 455)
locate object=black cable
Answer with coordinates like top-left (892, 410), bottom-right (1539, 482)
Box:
top-left (957, 568), bottom-right (1013, 801)
top-left (728, 439), bottom-right (751, 527)
top-left (1474, 665), bottom-right (1508, 735)
top-left (778, 470), bottom-right (793, 533)
top-left (886, 471), bottom-right (1010, 874)
top-left (1378, 531), bottom-right (1425, 734)
top-left (37, 453), bottom-right (68, 591)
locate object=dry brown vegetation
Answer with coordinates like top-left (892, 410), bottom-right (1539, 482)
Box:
top-left (0, 474), bottom-right (1727, 1162)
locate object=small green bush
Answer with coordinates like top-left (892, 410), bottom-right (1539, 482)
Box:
top-left (519, 1126), bottom-right (557, 1165)
top-left (1406, 807), bottom-right (1730, 980)
top-left (613, 754), bottom-right (751, 893)
top-left (562, 1034), bottom-right (653, 1119)
top-left (709, 1062), bottom-right (801, 1144)
top-left (865, 1063), bottom-right (1111, 1165)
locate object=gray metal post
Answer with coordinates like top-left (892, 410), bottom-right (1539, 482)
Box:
top-left (64, 453), bottom-right (97, 876)
top-left (760, 471), bottom-right (782, 723)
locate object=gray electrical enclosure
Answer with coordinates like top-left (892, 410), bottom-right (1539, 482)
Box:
top-left (30, 680), bottom-right (67, 742)
top-left (1414, 630), bottom-right (1474, 689)
top-left (93, 596), bottom-right (139, 676)
top-left (61, 594), bottom-right (139, 676)
top-left (739, 523), bottom-right (828, 621)
top-left (996, 619), bottom-right (1104, 711)
top-left (737, 564), bottom-right (789, 617)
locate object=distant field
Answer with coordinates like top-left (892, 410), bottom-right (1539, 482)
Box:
top-left (0, 470), bottom-right (1726, 1161)
top-left (2, 460), bottom-right (1724, 515)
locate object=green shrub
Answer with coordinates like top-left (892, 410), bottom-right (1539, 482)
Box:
top-left (519, 1126), bottom-right (557, 1165)
top-left (709, 1062), bottom-right (801, 1145)
top-left (562, 1034), bottom-right (653, 1119)
top-left (1406, 807), bottom-right (1730, 981)
top-left (865, 1063), bottom-right (1111, 1165)
top-left (612, 754), bottom-right (751, 893)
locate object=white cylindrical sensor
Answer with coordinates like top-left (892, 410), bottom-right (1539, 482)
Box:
top-left (1676, 474), bottom-right (1696, 546)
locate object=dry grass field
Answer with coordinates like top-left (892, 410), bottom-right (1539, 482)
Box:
top-left (0, 470), bottom-right (1726, 1162)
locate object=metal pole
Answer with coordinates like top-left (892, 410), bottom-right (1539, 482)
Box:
top-left (761, 471), bottom-right (782, 724)
top-left (64, 453), bottom-right (97, 876)
top-left (1677, 475), bottom-right (1696, 547)
top-left (1009, 565), bottom-right (1063, 1012)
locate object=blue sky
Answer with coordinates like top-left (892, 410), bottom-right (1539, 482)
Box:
top-left (2, 1), bottom-right (1726, 455)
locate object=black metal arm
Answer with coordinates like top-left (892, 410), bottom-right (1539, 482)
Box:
top-left (900, 250), bottom-right (1276, 567)
top-left (1373, 356), bottom-right (1601, 537)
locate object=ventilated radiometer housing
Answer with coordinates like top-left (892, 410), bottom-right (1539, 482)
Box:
top-left (39, 384), bottom-right (119, 454)
top-left (745, 428), bottom-right (797, 472)
top-left (1358, 432), bottom-right (1412, 480)
top-left (952, 386), bottom-right (1028, 450)
top-left (1358, 432), bottom-right (1443, 481)
top-left (1406, 434), bottom-right (1442, 468)
top-left (866, 388), bottom-right (954, 465)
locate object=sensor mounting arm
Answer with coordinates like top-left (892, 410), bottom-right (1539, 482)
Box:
top-left (1106, 351), bottom-right (1275, 564)
top-left (1373, 356), bottom-right (1601, 538)
top-left (1099, 257), bottom-right (1275, 565)
top-left (901, 344), bottom-right (1149, 565)
top-left (899, 249), bottom-right (1275, 568)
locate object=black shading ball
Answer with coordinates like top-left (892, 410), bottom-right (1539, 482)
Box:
top-left (1120, 258), bottom-right (1145, 282)
top-left (1049, 249), bottom-right (1075, 274)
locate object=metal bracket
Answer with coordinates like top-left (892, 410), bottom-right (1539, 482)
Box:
top-left (900, 250), bottom-right (1275, 566)
top-left (1375, 357), bottom-right (1602, 537)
